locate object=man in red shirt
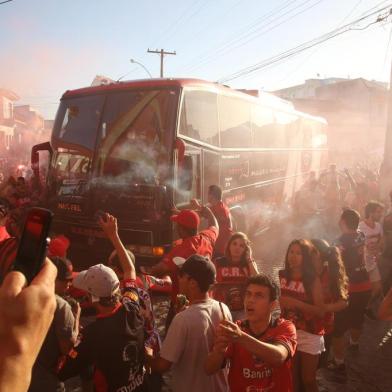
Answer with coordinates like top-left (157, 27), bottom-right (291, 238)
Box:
top-left (205, 274), bottom-right (297, 392)
top-left (141, 205), bottom-right (219, 320)
top-left (207, 185), bottom-right (233, 257)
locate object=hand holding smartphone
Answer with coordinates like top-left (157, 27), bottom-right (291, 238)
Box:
top-left (13, 208), bottom-right (53, 284)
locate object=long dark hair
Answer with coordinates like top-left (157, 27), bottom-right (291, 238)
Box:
top-left (328, 247), bottom-right (349, 301)
top-left (282, 239), bottom-right (317, 301)
top-left (311, 239), bottom-right (349, 301)
top-left (220, 232), bottom-right (252, 267)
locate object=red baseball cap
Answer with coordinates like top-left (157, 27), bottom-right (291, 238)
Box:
top-left (171, 209), bottom-right (200, 229)
top-left (48, 235), bottom-right (70, 258)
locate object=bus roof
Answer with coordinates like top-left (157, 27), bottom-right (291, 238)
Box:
top-left (61, 77), bottom-right (327, 124)
top-left (62, 78), bottom-right (231, 99)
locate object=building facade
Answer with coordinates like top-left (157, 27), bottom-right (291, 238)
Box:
top-left (273, 78), bottom-right (388, 165)
top-left (0, 88), bottom-right (19, 154)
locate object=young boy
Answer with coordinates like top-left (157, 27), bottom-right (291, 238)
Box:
top-left (330, 208), bottom-right (372, 371)
top-left (205, 274), bottom-right (297, 391)
top-left (358, 201), bottom-right (384, 298)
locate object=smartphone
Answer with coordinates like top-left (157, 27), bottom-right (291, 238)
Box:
top-left (13, 207), bottom-right (53, 283)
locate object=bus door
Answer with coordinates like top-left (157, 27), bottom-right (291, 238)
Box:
top-left (202, 150), bottom-right (219, 203)
top-left (175, 144), bottom-right (201, 208)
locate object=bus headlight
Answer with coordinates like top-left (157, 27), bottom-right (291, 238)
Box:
top-left (125, 245), bottom-right (165, 257)
top-left (152, 246), bottom-right (165, 257)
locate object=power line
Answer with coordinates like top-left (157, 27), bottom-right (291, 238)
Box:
top-left (272, 0), bottom-right (364, 85)
top-left (179, 0), bottom-right (303, 73)
top-left (383, 23), bottom-right (392, 72)
top-left (163, 0), bottom-right (208, 44)
top-left (183, 0), bottom-right (324, 74)
top-left (152, 0), bottom-right (205, 48)
top-left (210, 0), bottom-right (325, 66)
top-left (0, 0), bottom-right (13, 5)
top-left (172, 0), bottom-right (246, 56)
top-left (218, 4), bottom-right (392, 83)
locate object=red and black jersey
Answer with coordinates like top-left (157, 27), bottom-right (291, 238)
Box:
top-left (225, 317), bottom-right (297, 392)
top-left (59, 281), bottom-right (148, 392)
top-left (279, 271), bottom-right (324, 335)
top-left (212, 257), bottom-right (250, 312)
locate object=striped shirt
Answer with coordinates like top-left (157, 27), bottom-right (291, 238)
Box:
top-left (0, 237), bottom-right (18, 284)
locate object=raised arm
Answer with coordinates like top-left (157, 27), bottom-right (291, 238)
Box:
top-left (100, 213), bottom-right (136, 280)
top-left (141, 260), bottom-right (171, 277)
top-left (214, 321), bottom-right (290, 367)
top-left (245, 246), bottom-right (259, 276)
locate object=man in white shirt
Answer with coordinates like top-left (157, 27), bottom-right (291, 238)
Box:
top-left (358, 201), bottom-right (385, 313)
top-left (146, 254), bottom-right (231, 392)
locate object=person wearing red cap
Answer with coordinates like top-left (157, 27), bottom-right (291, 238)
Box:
top-left (142, 204), bottom-right (219, 324)
top-left (48, 235), bottom-right (70, 259)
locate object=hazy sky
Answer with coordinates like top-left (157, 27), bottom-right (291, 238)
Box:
top-left (1, 0), bottom-right (391, 118)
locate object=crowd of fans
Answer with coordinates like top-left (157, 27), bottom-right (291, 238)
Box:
top-left (0, 171), bottom-right (392, 392)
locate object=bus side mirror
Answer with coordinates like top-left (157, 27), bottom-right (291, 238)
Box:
top-left (31, 142), bottom-right (53, 179)
top-left (179, 155), bottom-right (193, 191)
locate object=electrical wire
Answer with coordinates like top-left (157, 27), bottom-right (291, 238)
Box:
top-left (184, 0), bottom-right (320, 73)
top-left (152, 0), bottom-right (206, 48)
top-left (0, 0), bottom-right (13, 5)
top-left (383, 23), bottom-right (392, 69)
top-left (218, 4), bottom-right (392, 83)
top-left (179, 0), bottom-right (304, 72)
top-left (172, 0), bottom-right (246, 53)
top-left (273, 0), bottom-right (364, 85)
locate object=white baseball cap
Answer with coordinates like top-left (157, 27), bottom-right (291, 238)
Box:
top-left (73, 264), bottom-right (120, 302)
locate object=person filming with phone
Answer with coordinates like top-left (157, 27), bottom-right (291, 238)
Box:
top-left (0, 259), bottom-right (57, 392)
top-left (205, 274), bottom-right (297, 392)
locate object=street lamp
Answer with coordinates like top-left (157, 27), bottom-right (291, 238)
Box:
top-left (130, 59), bottom-right (153, 78)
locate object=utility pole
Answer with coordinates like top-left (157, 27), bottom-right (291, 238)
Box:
top-left (147, 48), bottom-right (176, 78)
top-left (380, 49), bottom-right (392, 201)
top-left (379, 8), bottom-right (392, 201)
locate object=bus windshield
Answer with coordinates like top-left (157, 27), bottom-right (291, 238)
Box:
top-left (51, 88), bottom-right (178, 187)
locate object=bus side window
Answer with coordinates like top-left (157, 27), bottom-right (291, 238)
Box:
top-left (179, 90), bottom-right (219, 146)
top-left (219, 95), bottom-right (252, 148)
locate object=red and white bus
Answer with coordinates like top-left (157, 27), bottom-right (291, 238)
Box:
top-left (32, 78), bottom-right (327, 268)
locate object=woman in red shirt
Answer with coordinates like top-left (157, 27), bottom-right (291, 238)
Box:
top-left (212, 232), bottom-right (259, 320)
top-left (279, 239), bottom-right (325, 392)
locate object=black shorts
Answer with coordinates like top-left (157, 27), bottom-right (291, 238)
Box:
top-left (333, 290), bottom-right (371, 337)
